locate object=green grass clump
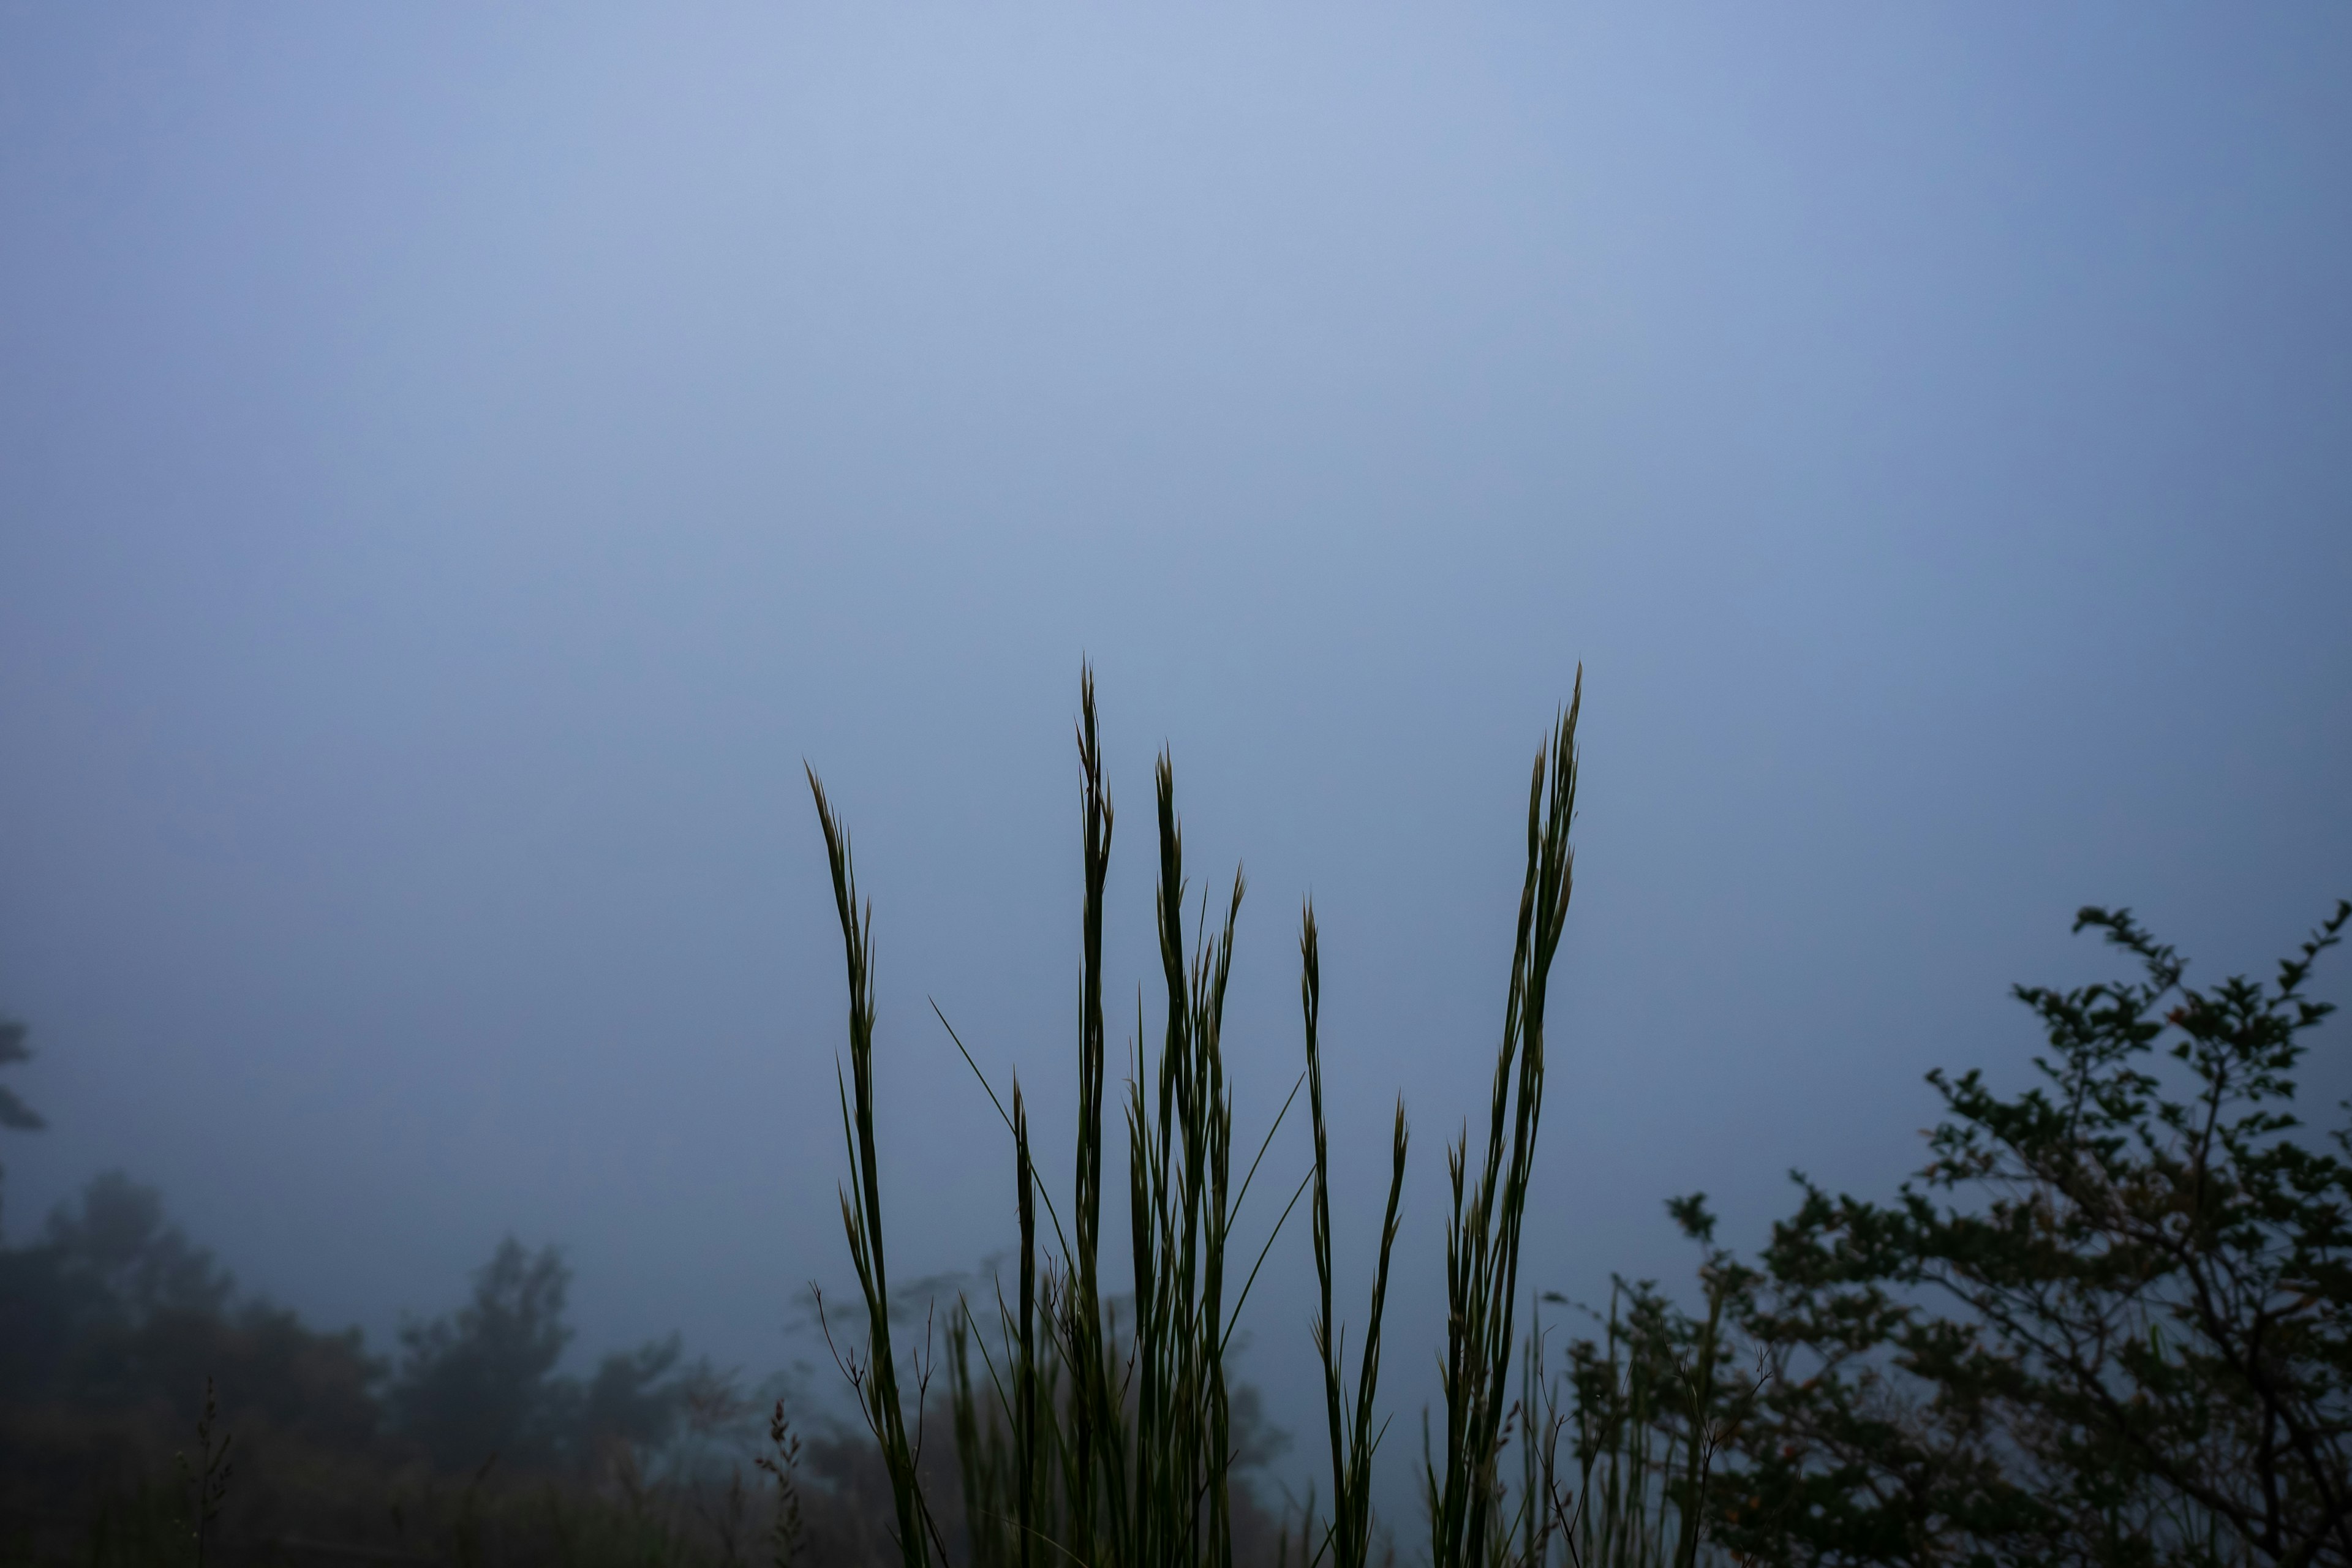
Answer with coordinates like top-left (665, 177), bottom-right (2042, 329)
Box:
top-left (807, 667), bottom-right (1687, 1568)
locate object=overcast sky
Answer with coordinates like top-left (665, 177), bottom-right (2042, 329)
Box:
top-left (2, 1), bottom-right (2348, 1502)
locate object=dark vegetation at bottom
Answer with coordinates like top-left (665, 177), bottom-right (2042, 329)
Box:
top-left (0, 1152), bottom-right (1291, 1566)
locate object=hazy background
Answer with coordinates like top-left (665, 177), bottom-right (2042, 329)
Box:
top-left (3, 1), bottom-right (2348, 1503)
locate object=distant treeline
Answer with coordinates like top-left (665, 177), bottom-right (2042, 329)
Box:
top-left (0, 1166), bottom-right (832, 1561)
top-left (2, 1172), bottom-right (704, 1469)
top-left (0, 1159), bottom-right (1289, 1566)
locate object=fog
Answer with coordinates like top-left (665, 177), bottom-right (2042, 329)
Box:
top-left (2, 2), bottom-right (2348, 1506)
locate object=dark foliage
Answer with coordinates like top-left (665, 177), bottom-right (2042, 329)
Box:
top-left (0, 1168), bottom-right (1289, 1566)
top-left (0, 1015), bottom-right (44, 1239)
top-left (386, 1236), bottom-right (701, 1475)
top-left (0, 1170), bottom-right (368, 1437)
top-left (0, 1017), bottom-right (40, 1133)
top-left (1588, 900), bottom-right (2352, 1568)
top-left (389, 1235), bottom-right (580, 1471)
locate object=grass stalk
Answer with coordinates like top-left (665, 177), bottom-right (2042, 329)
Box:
top-left (1016, 1086), bottom-right (1039, 1568)
top-left (809, 767), bottom-right (944, 1568)
top-left (1428, 668), bottom-right (1581, 1568)
top-left (1069, 668), bottom-right (1115, 1563)
top-left (1302, 905), bottom-right (1408, 1568)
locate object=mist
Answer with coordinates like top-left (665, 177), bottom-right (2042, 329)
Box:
top-left (2, 2), bottom-right (2348, 1516)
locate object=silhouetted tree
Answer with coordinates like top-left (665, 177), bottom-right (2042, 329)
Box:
top-left (1588, 900), bottom-right (2352, 1568)
top-left (0, 1171), bottom-right (380, 1451)
top-left (0, 1170), bottom-right (234, 1404)
top-left (390, 1235), bottom-right (576, 1471)
top-left (581, 1332), bottom-right (686, 1461)
top-left (388, 1235), bottom-right (700, 1476)
top-left (45, 1169), bottom-right (236, 1321)
top-left (0, 1016), bottom-right (44, 1239)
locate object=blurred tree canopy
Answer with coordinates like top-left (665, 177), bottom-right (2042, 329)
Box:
top-left (390, 1236), bottom-right (575, 1469)
top-left (0, 1175), bottom-right (696, 1483)
top-left (0, 1170), bottom-right (377, 1448)
top-left (388, 1235), bottom-right (690, 1473)
top-left (0, 1016), bottom-right (44, 1238)
top-left (0, 1017), bottom-right (40, 1133)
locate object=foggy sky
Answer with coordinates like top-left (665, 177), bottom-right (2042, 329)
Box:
top-left (3, 2), bottom-right (2348, 1500)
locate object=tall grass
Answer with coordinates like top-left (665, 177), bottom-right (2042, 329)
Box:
top-left (1425, 678), bottom-right (1580, 1568)
top-left (801, 666), bottom-right (1737, 1568)
top-left (1302, 904), bottom-right (1406, 1568)
top-left (810, 767), bottom-right (944, 1567)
